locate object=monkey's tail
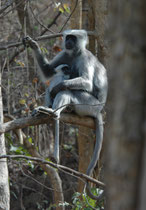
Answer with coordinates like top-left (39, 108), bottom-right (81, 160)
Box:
top-left (85, 113), bottom-right (104, 200)
top-left (54, 119), bottom-right (60, 163)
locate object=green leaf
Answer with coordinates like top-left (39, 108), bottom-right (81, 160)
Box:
top-left (28, 137), bottom-right (32, 143)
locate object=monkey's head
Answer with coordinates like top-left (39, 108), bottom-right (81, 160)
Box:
top-left (55, 64), bottom-right (70, 76)
top-left (63, 29), bottom-right (88, 52)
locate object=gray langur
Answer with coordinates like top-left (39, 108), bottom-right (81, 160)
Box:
top-left (23, 29), bottom-right (108, 200)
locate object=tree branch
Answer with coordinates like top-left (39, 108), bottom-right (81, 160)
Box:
top-left (40, 11), bottom-right (62, 36)
top-left (0, 31), bottom-right (95, 51)
top-left (0, 154), bottom-right (105, 188)
top-left (0, 113), bottom-right (95, 134)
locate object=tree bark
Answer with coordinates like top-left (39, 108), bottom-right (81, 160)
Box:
top-left (0, 73), bottom-right (10, 210)
top-left (70, 0), bottom-right (82, 29)
top-left (76, 0), bottom-right (96, 193)
top-left (105, 0), bottom-right (146, 209)
top-left (83, 0), bottom-right (95, 53)
top-left (94, 0), bottom-right (107, 62)
top-left (70, 0), bottom-right (95, 194)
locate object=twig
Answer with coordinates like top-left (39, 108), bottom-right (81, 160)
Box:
top-left (59, 0), bottom-right (78, 32)
top-left (40, 11), bottom-right (62, 36)
top-left (0, 154), bottom-right (105, 188)
top-left (8, 11), bottom-right (62, 64)
top-left (0, 0), bottom-right (27, 18)
top-left (0, 0), bottom-right (13, 15)
top-left (29, 5), bottom-right (55, 34)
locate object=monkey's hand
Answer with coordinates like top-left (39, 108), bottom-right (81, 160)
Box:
top-left (50, 82), bottom-right (67, 98)
top-left (22, 36), bottom-right (39, 49)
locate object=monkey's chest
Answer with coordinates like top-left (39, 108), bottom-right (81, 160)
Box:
top-left (70, 64), bottom-right (79, 79)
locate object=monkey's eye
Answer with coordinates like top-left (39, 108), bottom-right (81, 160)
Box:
top-left (66, 35), bottom-right (77, 42)
top-left (62, 66), bottom-right (70, 75)
top-left (62, 66), bottom-right (69, 71)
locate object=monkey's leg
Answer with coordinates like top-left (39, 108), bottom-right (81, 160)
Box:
top-left (52, 90), bottom-right (72, 118)
top-left (51, 91), bottom-right (72, 163)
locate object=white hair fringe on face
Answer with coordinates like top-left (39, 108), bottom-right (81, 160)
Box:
top-left (62, 29), bottom-right (89, 50)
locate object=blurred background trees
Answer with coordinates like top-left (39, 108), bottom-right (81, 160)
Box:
top-left (0, 0), bottom-right (146, 209)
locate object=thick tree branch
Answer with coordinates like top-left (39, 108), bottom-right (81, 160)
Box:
top-left (0, 154), bottom-right (105, 188)
top-left (0, 113), bottom-right (95, 134)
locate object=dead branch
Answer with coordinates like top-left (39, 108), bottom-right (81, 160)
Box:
top-left (0, 154), bottom-right (105, 188)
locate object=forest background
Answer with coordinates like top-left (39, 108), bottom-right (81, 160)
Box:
top-left (0, 0), bottom-right (146, 210)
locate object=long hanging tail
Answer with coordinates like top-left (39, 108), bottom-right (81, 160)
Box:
top-left (85, 113), bottom-right (104, 200)
top-left (53, 119), bottom-right (60, 163)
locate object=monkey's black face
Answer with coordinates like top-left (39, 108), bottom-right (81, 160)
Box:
top-left (65, 35), bottom-right (77, 50)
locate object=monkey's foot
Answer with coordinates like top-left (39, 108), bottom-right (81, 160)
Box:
top-left (32, 106), bottom-right (58, 118)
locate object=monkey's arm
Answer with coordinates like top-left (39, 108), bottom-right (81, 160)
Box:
top-left (50, 76), bottom-right (92, 98)
top-left (23, 36), bottom-right (65, 78)
top-left (50, 62), bottom-right (94, 97)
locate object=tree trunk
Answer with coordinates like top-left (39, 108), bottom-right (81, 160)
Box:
top-left (76, 0), bottom-right (96, 193)
top-left (78, 127), bottom-right (94, 192)
top-left (70, 0), bottom-right (95, 193)
top-left (105, 0), bottom-right (146, 209)
top-left (83, 0), bottom-right (95, 54)
top-left (94, 0), bottom-right (108, 62)
top-left (0, 73), bottom-right (10, 210)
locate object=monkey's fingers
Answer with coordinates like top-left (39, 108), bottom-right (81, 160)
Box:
top-left (22, 36), bottom-right (39, 49)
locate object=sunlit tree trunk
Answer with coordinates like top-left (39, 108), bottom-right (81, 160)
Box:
top-left (77, 0), bottom-right (96, 193)
top-left (0, 73), bottom-right (10, 210)
top-left (70, 0), bottom-right (93, 194)
top-left (70, 0), bottom-right (94, 194)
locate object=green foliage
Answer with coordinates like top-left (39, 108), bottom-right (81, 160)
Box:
top-left (72, 189), bottom-right (104, 210)
top-left (40, 47), bottom-right (49, 54)
top-left (34, 26), bottom-right (38, 31)
top-left (59, 4), bottom-right (70, 14)
top-left (6, 133), bottom-right (35, 170)
top-left (36, 200), bottom-right (49, 210)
